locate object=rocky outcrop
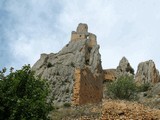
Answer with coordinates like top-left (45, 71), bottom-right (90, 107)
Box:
top-left (102, 57), bottom-right (134, 82)
top-left (116, 57), bottom-right (134, 78)
top-left (32, 23), bottom-right (103, 106)
top-left (135, 60), bottom-right (160, 84)
top-left (103, 69), bottom-right (116, 81)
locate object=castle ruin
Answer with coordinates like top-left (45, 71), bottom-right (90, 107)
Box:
top-left (71, 23), bottom-right (97, 48)
top-left (32, 23), bottom-right (103, 106)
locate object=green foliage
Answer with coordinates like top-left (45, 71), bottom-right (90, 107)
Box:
top-left (0, 65), bottom-right (53, 120)
top-left (63, 103), bottom-right (71, 108)
top-left (137, 82), bottom-right (151, 92)
top-left (107, 75), bottom-right (137, 100)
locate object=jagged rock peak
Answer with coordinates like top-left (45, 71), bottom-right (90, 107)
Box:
top-left (32, 23), bottom-right (103, 106)
top-left (118, 57), bottom-right (129, 69)
top-left (116, 57), bottom-right (134, 77)
top-left (103, 57), bottom-right (134, 81)
top-left (135, 60), bottom-right (160, 84)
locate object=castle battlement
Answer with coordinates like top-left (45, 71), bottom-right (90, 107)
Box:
top-left (71, 23), bottom-right (97, 47)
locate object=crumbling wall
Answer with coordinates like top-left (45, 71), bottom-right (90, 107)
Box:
top-left (72, 68), bottom-right (103, 105)
top-left (71, 23), bottom-right (97, 48)
top-left (76, 23), bottom-right (88, 33)
top-left (103, 69), bottom-right (116, 81)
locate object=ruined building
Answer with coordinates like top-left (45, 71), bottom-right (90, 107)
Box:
top-left (71, 23), bottom-right (97, 48)
top-left (32, 23), bottom-right (103, 106)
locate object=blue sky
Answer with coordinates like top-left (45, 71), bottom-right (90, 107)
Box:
top-left (0, 0), bottom-right (160, 72)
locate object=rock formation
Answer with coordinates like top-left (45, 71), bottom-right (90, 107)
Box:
top-left (135, 60), bottom-right (160, 84)
top-left (32, 23), bottom-right (103, 106)
top-left (103, 57), bottom-right (134, 82)
top-left (116, 57), bottom-right (134, 78)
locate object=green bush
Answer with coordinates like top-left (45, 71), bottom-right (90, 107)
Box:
top-left (137, 82), bottom-right (151, 92)
top-left (107, 75), bottom-right (137, 100)
top-left (0, 65), bottom-right (53, 120)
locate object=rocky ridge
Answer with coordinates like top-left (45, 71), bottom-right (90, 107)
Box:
top-left (33, 23), bottom-right (160, 106)
top-left (32, 23), bottom-right (103, 106)
top-left (31, 23), bottom-right (160, 119)
top-left (104, 57), bottom-right (160, 85)
top-left (103, 57), bottom-right (134, 82)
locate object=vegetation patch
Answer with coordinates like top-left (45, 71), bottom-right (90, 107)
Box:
top-left (137, 82), bottom-right (151, 92)
top-left (107, 75), bottom-right (137, 100)
top-left (0, 65), bottom-right (53, 120)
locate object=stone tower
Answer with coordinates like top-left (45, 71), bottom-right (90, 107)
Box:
top-left (71, 23), bottom-right (97, 48)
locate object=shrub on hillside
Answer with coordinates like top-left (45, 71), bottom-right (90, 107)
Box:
top-left (107, 75), bottom-right (137, 100)
top-left (137, 82), bottom-right (151, 92)
top-left (0, 65), bottom-right (53, 120)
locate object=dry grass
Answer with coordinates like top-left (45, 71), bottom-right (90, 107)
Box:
top-left (50, 99), bottom-right (160, 120)
top-left (50, 103), bottom-right (102, 120)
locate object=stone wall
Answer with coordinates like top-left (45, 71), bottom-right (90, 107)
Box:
top-left (71, 23), bottom-right (97, 48)
top-left (103, 69), bottom-right (116, 81)
top-left (88, 33), bottom-right (97, 48)
top-left (76, 23), bottom-right (88, 33)
top-left (72, 68), bottom-right (103, 105)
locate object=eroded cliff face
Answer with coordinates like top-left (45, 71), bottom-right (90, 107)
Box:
top-left (32, 23), bottom-right (103, 106)
top-left (135, 60), bottom-right (160, 84)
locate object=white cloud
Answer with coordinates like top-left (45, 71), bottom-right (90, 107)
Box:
top-left (56, 0), bottom-right (160, 71)
top-left (1, 0), bottom-right (160, 72)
